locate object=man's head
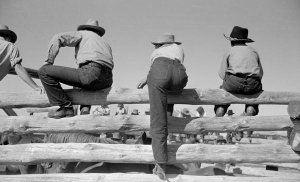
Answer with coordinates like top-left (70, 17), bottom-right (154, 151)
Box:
top-left (117, 103), bottom-right (124, 108)
top-left (77, 19), bottom-right (105, 37)
top-left (152, 33), bottom-right (181, 48)
top-left (224, 26), bottom-right (254, 45)
top-left (0, 24), bottom-right (17, 43)
top-left (131, 109), bottom-right (139, 115)
top-left (181, 108), bottom-right (191, 118)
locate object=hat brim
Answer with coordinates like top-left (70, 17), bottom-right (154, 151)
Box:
top-left (0, 30), bottom-right (17, 43)
top-left (77, 25), bottom-right (105, 36)
top-left (224, 34), bottom-right (254, 43)
top-left (152, 41), bottom-right (182, 45)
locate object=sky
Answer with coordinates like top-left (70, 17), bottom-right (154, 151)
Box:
top-left (0, 0), bottom-right (299, 116)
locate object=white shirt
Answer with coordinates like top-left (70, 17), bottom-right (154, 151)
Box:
top-left (150, 43), bottom-right (184, 64)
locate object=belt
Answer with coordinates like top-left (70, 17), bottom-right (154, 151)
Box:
top-left (155, 57), bottom-right (182, 64)
top-left (79, 61), bottom-right (110, 70)
top-left (227, 72), bottom-right (260, 80)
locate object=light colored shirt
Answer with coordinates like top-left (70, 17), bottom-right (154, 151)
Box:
top-left (0, 37), bottom-right (22, 81)
top-left (218, 45), bottom-right (263, 80)
top-left (46, 30), bottom-right (113, 69)
top-left (150, 43), bottom-right (184, 64)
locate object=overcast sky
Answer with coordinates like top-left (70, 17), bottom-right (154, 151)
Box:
top-left (0, 0), bottom-right (299, 116)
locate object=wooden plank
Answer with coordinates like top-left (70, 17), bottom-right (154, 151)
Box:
top-left (1, 88), bottom-right (300, 108)
top-left (0, 143), bottom-right (300, 165)
top-left (0, 173), bottom-right (300, 182)
top-left (0, 115), bottom-right (294, 135)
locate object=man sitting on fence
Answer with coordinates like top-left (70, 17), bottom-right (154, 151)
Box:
top-left (38, 19), bottom-right (113, 119)
top-left (214, 26), bottom-right (264, 139)
top-left (0, 24), bottom-right (42, 92)
top-left (215, 26), bottom-right (263, 117)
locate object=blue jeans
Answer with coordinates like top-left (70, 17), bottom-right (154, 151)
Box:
top-left (38, 61), bottom-right (113, 107)
top-left (214, 73), bottom-right (263, 114)
top-left (147, 57), bottom-right (188, 163)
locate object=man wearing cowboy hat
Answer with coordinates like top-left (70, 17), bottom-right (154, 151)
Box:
top-left (38, 19), bottom-right (113, 119)
top-left (0, 24), bottom-right (42, 92)
top-left (215, 26), bottom-right (263, 136)
top-left (137, 33), bottom-right (188, 180)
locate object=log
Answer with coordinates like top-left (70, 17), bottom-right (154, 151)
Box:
top-left (0, 115), bottom-right (294, 135)
top-left (0, 143), bottom-right (300, 165)
top-left (1, 173), bottom-right (300, 182)
top-left (1, 88), bottom-right (300, 108)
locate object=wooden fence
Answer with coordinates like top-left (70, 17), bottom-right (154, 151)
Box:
top-left (0, 88), bottom-right (300, 181)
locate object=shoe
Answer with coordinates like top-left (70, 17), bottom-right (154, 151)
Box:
top-left (153, 163), bottom-right (167, 180)
top-left (48, 107), bottom-right (74, 119)
top-left (80, 106), bottom-right (90, 115)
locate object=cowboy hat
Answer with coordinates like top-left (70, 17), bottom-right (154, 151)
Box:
top-left (0, 24), bottom-right (17, 43)
top-left (131, 109), bottom-right (139, 115)
top-left (181, 108), bottom-right (191, 116)
top-left (227, 110), bottom-right (234, 116)
top-left (152, 33), bottom-right (181, 45)
top-left (77, 19), bottom-right (105, 36)
top-left (224, 26), bottom-right (254, 43)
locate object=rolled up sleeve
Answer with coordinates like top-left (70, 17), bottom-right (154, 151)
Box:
top-left (46, 31), bottom-right (82, 64)
top-left (10, 46), bottom-right (22, 68)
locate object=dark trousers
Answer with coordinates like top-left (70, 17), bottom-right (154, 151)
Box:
top-left (214, 73), bottom-right (263, 114)
top-left (38, 62), bottom-right (113, 107)
top-left (147, 57), bottom-right (188, 163)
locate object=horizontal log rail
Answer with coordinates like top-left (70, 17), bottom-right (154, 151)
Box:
top-left (1, 173), bottom-right (300, 182)
top-left (0, 143), bottom-right (300, 165)
top-left (0, 115), bottom-right (295, 135)
top-left (1, 88), bottom-right (300, 108)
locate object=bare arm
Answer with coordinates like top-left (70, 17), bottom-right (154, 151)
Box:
top-left (14, 63), bottom-right (42, 92)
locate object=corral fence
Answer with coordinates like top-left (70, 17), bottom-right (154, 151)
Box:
top-left (0, 86), bottom-right (300, 181)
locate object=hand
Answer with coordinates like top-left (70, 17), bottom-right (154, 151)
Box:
top-left (43, 61), bottom-right (53, 66)
top-left (137, 78), bottom-right (147, 89)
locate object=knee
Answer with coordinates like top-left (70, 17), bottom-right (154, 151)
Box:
top-left (38, 65), bottom-right (48, 78)
top-left (215, 107), bottom-right (226, 117)
top-left (245, 106), bottom-right (257, 116)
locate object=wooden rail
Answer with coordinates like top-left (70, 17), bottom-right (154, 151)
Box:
top-left (1, 88), bottom-right (300, 108)
top-left (0, 115), bottom-right (295, 135)
top-left (1, 173), bottom-right (300, 182)
top-left (0, 143), bottom-right (300, 165)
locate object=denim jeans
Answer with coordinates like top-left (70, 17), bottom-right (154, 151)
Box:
top-left (147, 57), bottom-right (188, 163)
top-left (214, 73), bottom-right (263, 114)
top-left (38, 62), bottom-right (113, 107)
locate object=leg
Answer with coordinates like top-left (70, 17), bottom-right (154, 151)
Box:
top-left (244, 105), bottom-right (259, 142)
top-left (38, 65), bottom-right (83, 106)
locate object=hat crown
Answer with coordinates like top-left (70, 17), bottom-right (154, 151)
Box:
top-left (230, 26), bottom-right (249, 39)
top-left (0, 24), bottom-right (10, 31)
top-left (154, 34), bottom-right (175, 44)
top-left (181, 108), bottom-right (190, 114)
top-left (84, 19), bottom-right (99, 27)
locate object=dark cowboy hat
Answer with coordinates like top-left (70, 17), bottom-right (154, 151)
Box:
top-left (0, 24), bottom-right (17, 43)
top-left (224, 26), bottom-right (254, 43)
top-left (152, 33), bottom-right (181, 45)
top-left (227, 110), bottom-right (234, 116)
top-left (77, 19), bottom-right (105, 37)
